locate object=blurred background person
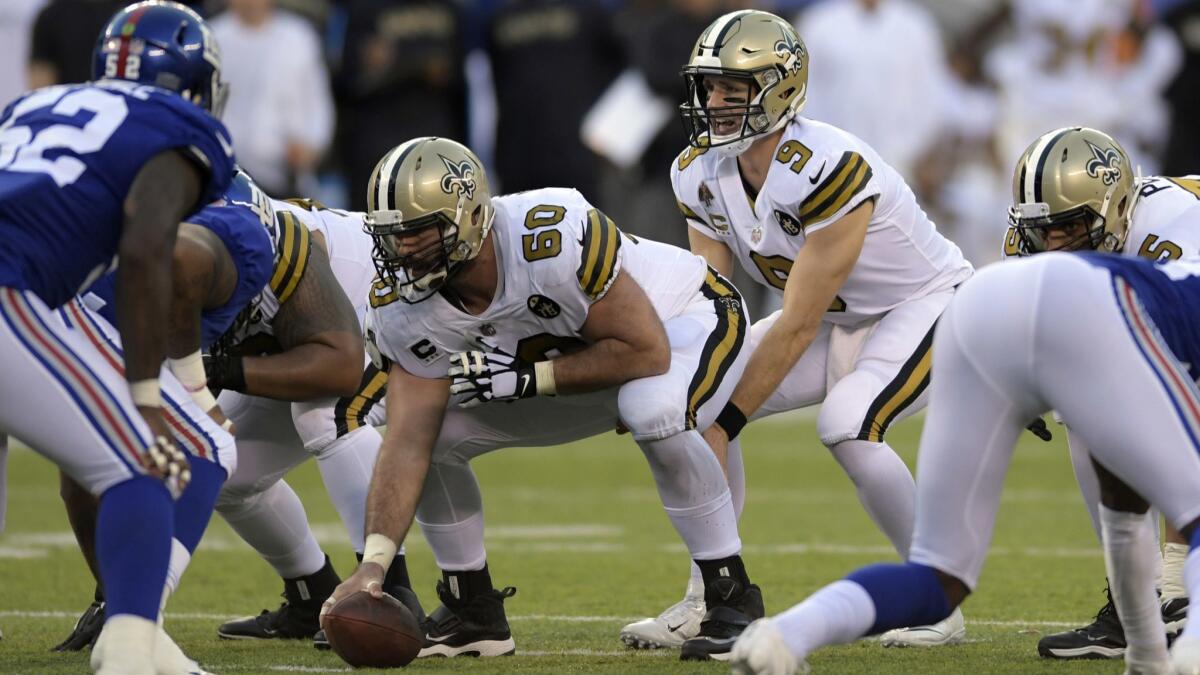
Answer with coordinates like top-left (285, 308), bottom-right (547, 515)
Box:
top-left (603, 0), bottom-right (724, 250)
top-left (795, 0), bottom-right (954, 186)
top-left (986, 0), bottom-right (1180, 178)
top-left (27, 0), bottom-right (123, 88)
top-left (0, 0), bottom-right (44, 103)
top-left (334, 0), bottom-right (467, 212)
top-left (1159, 0), bottom-right (1200, 175)
top-left (210, 0), bottom-right (335, 196)
top-left (484, 0), bottom-right (623, 201)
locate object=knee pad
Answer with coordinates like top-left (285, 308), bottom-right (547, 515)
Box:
top-left (214, 478), bottom-right (267, 514)
top-left (292, 401), bottom-right (340, 455)
top-left (818, 370), bottom-right (885, 446)
top-left (618, 382), bottom-right (684, 442)
top-left (416, 461), bottom-right (482, 526)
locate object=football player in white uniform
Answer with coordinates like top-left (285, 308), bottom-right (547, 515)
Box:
top-left (322, 137), bottom-right (759, 661)
top-left (1001, 126), bottom-right (1200, 659)
top-left (621, 9), bottom-right (974, 650)
top-left (210, 195), bottom-right (429, 645)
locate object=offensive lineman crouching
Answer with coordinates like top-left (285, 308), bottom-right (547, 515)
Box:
top-left (322, 137), bottom-right (760, 661)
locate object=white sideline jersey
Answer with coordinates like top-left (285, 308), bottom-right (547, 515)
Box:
top-left (1002, 175), bottom-right (1200, 262)
top-left (368, 187), bottom-right (709, 379)
top-left (217, 198), bottom-right (376, 354)
top-left (1126, 176), bottom-right (1200, 261)
top-left (672, 118), bottom-right (972, 325)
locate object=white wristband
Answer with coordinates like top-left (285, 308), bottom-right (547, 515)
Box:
top-left (130, 379), bottom-right (161, 408)
top-left (362, 533), bottom-right (397, 572)
top-left (535, 360), bottom-right (556, 396)
top-left (169, 351), bottom-right (218, 410)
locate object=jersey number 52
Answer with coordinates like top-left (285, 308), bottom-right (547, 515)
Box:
top-left (0, 87), bottom-right (128, 188)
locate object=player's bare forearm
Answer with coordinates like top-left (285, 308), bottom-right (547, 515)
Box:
top-left (241, 333), bottom-right (362, 400)
top-left (165, 228), bottom-right (223, 359)
top-left (254, 243), bottom-right (362, 398)
top-left (688, 228), bottom-right (734, 279)
top-left (730, 201), bottom-right (871, 417)
top-left (550, 336), bottom-right (663, 395)
top-left (728, 318), bottom-right (819, 416)
top-left (364, 430), bottom-right (431, 548)
top-left (555, 272), bottom-right (669, 394)
top-left (118, 150), bottom-right (203, 382)
top-left (364, 368), bottom-right (449, 547)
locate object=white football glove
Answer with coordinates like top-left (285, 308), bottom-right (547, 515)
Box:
top-left (448, 349), bottom-right (537, 408)
top-left (146, 435), bottom-right (191, 499)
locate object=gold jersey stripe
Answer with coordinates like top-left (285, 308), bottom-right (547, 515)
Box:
top-left (578, 208), bottom-right (622, 300)
top-left (269, 211), bottom-right (312, 304)
top-left (1167, 177), bottom-right (1200, 200)
top-left (678, 201), bottom-right (714, 232)
top-left (799, 151), bottom-right (873, 225)
top-left (334, 366), bottom-right (388, 437)
top-left (368, 278), bottom-right (400, 308)
top-left (856, 324), bottom-right (934, 443)
top-left (685, 270), bottom-right (745, 427)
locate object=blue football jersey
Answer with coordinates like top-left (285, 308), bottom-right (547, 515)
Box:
top-left (0, 80), bottom-right (235, 309)
top-left (83, 172), bottom-right (276, 349)
top-left (1080, 253), bottom-right (1200, 380)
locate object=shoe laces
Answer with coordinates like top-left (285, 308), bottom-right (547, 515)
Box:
top-left (259, 594), bottom-right (310, 629)
top-left (1089, 587), bottom-right (1121, 630)
top-left (661, 596), bottom-right (705, 624)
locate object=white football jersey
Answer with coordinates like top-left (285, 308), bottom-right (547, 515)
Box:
top-left (1001, 176), bottom-right (1200, 262)
top-left (217, 197), bottom-right (375, 354)
top-left (368, 187), bottom-right (709, 379)
top-left (1125, 176), bottom-right (1200, 261)
top-left (671, 117), bottom-right (972, 326)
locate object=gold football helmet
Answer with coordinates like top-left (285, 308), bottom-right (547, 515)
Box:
top-left (1008, 127), bottom-right (1136, 255)
top-left (364, 137), bottom-right (495, 303)
top-left (680, 10), bottom-right (809, 156)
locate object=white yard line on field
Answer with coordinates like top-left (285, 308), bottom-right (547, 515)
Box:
top-left (0, 609), bottom-right (1087, 628)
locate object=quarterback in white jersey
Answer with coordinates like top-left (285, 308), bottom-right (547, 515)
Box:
top-left (204, 194), bottom-right (429, 644)
top-left (324, 137), bottom-right (757, 662)
top-left (1002, 126), bottom-right (1200, 660)
top-left (626, 9), bottom-right (973, 650)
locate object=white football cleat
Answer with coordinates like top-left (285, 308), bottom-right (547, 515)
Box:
top-left (620, 594), bottom-right (705, 649)
top-left (1122, 658), bottom-right (1173, 675)
top-left (730, 619), bottom-right (808, 675)
top-left (879, 608), bottom-right (966, 648)
top-left (91, 615), bottom-right (156, 675)
top-left (1172, 634), bottom-right (1200, 675)
top-left (155, 625), bottom-right (215, 675)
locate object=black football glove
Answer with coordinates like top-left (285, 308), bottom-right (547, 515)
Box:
top-left (1025, 417), bottom-right (1052, 442)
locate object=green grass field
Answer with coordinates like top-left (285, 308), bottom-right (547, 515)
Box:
top-left (0, 413), bottom-right (1130, 673)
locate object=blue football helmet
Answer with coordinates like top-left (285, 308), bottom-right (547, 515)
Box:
top-left (92, 1), bottom-right (228, 116)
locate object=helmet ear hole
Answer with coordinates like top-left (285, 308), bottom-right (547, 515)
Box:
top-left (471, 205), bottom-right (482, 226)
top-left (1117, 195), bottom-right (1128, 217)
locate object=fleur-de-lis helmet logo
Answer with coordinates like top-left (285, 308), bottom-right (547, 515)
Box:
top-left (773, 30), bottom-right (806, 76)
top-left (1084, 140), bottom-right (1123, 187)
top-left (439, 155), bottom-right (477, 200)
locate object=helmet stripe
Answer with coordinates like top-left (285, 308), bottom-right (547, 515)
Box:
top-left (115, 6), bottom-right (149, 78)
top-left (1031, 127), bottom-right (1073, 204)
top-left (706, 10), bottom-right (753, 57)
top-left (374, 137), bottom-right (431, 212)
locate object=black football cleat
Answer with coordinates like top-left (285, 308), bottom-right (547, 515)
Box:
top-left (219, 556), bottom-right (338, 640)
top-left (419, 582), bottom-right (516, 658)
top-left (680, 578), bottom-right (764, 662)
top-left (1037, 587), bottom-right (1125, 659)
top-left (51, 600), bottom-right (105, 652)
